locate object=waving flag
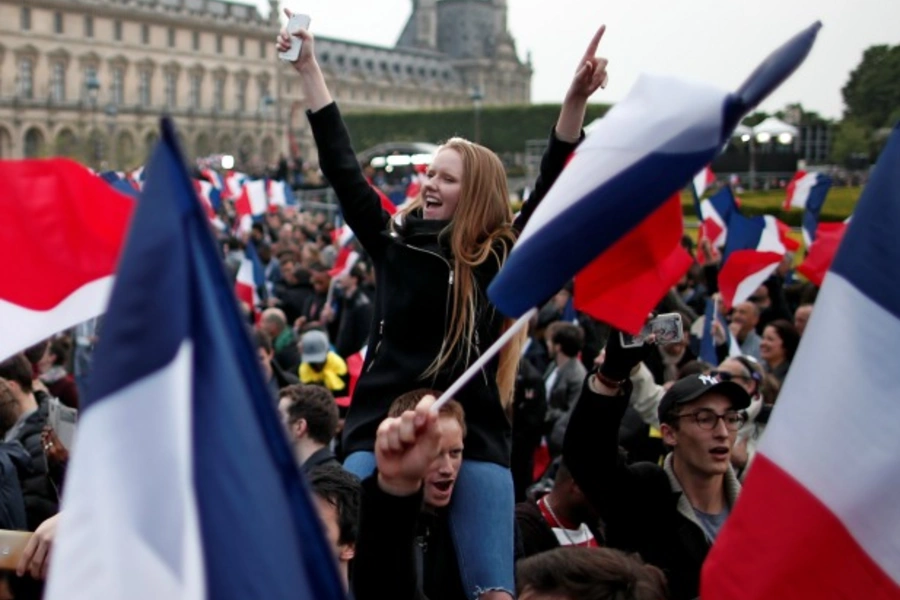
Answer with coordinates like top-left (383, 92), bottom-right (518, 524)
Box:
top-left (693, 165), bottom-right (716, 198)
top-left (234, 180), bottom-right (269, 234)
top-left (796, 220), bottom-right (848, 287)
top-left (702, 123), bottom-right (900, 600)
top-left (695, 186), bottom-right (739, 264)
top-left (46, 119), bottom-right (345, 600)
top-left (0, 159), bottom-right (134, 361)
top-left (783, 170), bottom-right (831, 211)
top-left (268, 180), bottom-right (297, 209)
top-left (488, 23), bottom-right (821, 330)
top-left (698, 296), bottom-right (740, 365)
top-left (785, 170), bottom-right (833, 246)
top-left (717, 212), bottom-right (787, 310)
top-left (235, 241), bottom-right (268, 319)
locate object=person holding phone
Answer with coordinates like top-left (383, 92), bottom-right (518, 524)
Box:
top-left (277, 17), bottom-right (609, 599)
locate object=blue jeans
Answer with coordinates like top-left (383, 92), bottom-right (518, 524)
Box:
top-left (344, 452), bottom-right (515, 599)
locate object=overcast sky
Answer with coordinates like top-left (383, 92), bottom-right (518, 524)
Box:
top-left (264, 0), bottom-right (898, 119)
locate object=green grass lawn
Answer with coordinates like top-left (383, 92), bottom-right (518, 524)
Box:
top-left (681, 186), bottom-right (860, 223)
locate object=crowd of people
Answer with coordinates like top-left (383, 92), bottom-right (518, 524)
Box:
top-left (0, 17), bottom-right (828, 600)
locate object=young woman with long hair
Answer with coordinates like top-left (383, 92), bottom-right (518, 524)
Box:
top-left (278, 17), bottom-right (610, 599)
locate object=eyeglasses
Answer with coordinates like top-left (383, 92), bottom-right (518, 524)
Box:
top-left (674, 409), bottom-right (746, 431)
top-left (709, 371), bottom-right (749, 383)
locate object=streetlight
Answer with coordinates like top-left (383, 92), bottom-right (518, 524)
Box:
top-left (469, 86), bottom-right (484, 144)
top-left (105, 103), bottom-right (118, 169)
top-left (86, 73), bottom-right (101, 168)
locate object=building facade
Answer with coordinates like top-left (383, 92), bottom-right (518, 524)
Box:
top-left (0, 0), bottom-right (532, 168)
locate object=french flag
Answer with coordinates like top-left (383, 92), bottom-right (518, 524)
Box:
top-left (488, 23), bottom-right (821, 332)
top-left (224, 171), bottom-right (247, 200)
top-left (329, 248), bottom-right (361, 279)
top-left (717, 212), bottom-right (787, 310)
top-left (235, 241), bottom-right (268, 319)
top-left (783, 170), bottom-right (832, 211)
top-left (46, 119), bottom-right (345, 600)
top-left (701, 123), bottom-right (900, 600)
top-left (696, 186), bottom-right (739, 262)
top-left (201, 168), bottom-right (225, 194)
top-left (692, 165), bottom-right (716, 198)
top-left (234, 180), bottom-right (269, 234)
top-left (268, 180), bottom-right (297, 209)
top-left (796, 220), bottom-right (848, 287)
top-left (0, 159), bottom-right (134, 361)
top-left (698, 296), bottom-right (740, 365)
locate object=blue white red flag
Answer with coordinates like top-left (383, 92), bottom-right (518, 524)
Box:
top-left (702, 123), bottom-right (900, 600)
top-left (488, 23), bottom-right (821, 331)
top-left (784, 170), bottom-right (832, 246)
top-left (235, 241), bottom-right (268, 320)
top-left (717, 212), bottom-right (787, 310)
top-left (46, 118), bottom-right (345, 600)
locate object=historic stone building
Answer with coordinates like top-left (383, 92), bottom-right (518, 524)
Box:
top-left (0, 0), bottom-right (531, 167)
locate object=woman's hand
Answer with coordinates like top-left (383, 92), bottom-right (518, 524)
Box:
top-left (16, 513), bottom-right (60, 579)
top-left (556, 25), bottom-right (609, 142)
top-left (275, 8), bottom-right (318, 75)
top-left (566, 25), bottom-right (609, 102)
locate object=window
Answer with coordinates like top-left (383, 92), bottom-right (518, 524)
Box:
top-left (321, 52), bottom-right (329, 63)
top-left (164, 71), bottom-right (177, 108)
top-left (393, 63), bottom-right (400, 73)
top-left (238, 37), bottom-right (245, 56)
top-left (193, 31), bottom-right (200, 51)
top-left (142, 24), bottom-right (150, 44)
top-left (236, 78), bottom-right (246, 112)
top-left (112, 67), bottom-right (124, 105)
top-left (213, 77), bottom-right (224, 111)
top-left (190, 73), bottom-right (202, 108)
top-left (351, 58), bottom-right (359, 68)
top-left (114, 20), bottom-right (122, 41)
top-left (54, 12), bottom-right (64, 34)
top-left (20, 7), bottom-right (31, 31)
top-left (365, 60), bottom-right (373, 71)
top-left (259, 40), bottom-right (266, 59)
top-left (139, 70), bottom-right (151, 107)
top-left (50, 63), bottom-right (66, 102)
top-left (336, 55), bottom-right (345, 67)
top-left (168, 27), bottom-right (176, 48)
top-left (18, 58), bottom-right (34, 98)
top-left (83, 66), bottom-right (98, 103)
top-left (84, 15), bottom-right (94, 38)
top-left (216, 34), bottom-right (223, 53)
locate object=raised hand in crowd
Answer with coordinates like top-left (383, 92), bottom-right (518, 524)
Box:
top-left (276, 10), bottom-right (333, 112)
top-left (16, 513), bottom-right (60, 580)
top-left (375, 395), bottom-right (443, 497)
top-left (556, 25), bottom-right (610, 142)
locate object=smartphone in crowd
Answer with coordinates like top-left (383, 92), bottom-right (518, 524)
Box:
top-left (278, 13), bottom-right (312, 62)
top-left (619, 313), bottom-right (684, 348)
top-left (0, 530), bottom-right (32, 571)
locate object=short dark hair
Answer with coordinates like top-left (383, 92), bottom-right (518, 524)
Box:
top-left (388, 388), bottom-right (467, 438)
top-left (308, 466), bottom-right (361, 547)
top-left (551, 323), bottom-right (584, 358)
top-left (0, 354), bottom-right (32, 393)
top-left (766, 319), bottom-right (800, 363)
top-left (24, 340), bottom-right (50, 367)
top-left (49, 338), bottom-right (72, 367)
top-left (280, 384), bottom-right (339, 445)
top-left (516, 546), bottom-right (668, 600)
top-left (253, 330), bottom-right (273, 355)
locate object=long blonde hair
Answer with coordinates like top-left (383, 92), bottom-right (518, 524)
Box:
top-left (392, 138), bottom-right (524, 408)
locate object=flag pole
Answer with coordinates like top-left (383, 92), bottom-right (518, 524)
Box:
top-left (431, 307), bottom-right (537, 412)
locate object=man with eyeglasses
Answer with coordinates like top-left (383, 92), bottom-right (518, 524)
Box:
top-left (562, 334), bottom-right (751, 600)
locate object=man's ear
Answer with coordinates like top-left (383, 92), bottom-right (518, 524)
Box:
top-left (661, 422), bottom-right (678, 448)
top-left (339, 543), bottom-right (355, 562)
top-left (292, 418), bottom-right (308, 440)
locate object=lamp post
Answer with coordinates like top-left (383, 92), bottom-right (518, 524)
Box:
top-left (86, 73), bottom-right (100, 169)
top-left (105, 102), bottom-right (118, 169)
top-left (469, 86), bottom-right (484, 144)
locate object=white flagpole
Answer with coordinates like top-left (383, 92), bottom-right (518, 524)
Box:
top-left (431, 307), bottom-right (537, 412)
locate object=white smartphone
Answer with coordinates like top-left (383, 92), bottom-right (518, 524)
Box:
top-left (619, 313), bottom-right (684, 348)
top-left (278, 13), bottom-right (311, 62)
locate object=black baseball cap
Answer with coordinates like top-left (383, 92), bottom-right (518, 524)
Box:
top-left (657, 373), bottom-right (752, 424)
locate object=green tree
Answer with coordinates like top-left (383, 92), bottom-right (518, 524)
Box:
top-left (841, 44), bottom-right (900, 129)
top-left (830, 119), bottom-right (870, 166)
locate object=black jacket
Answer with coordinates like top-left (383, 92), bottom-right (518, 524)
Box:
top-left (309, 102), bottom-right (578, 467)
top-left (563, 380), bottom-right (737, 600)
top-left (0, 442), bottom-right (29, 531)
top-left (12, 399), bottom-right (59, 531)
top-left (335, 289), bottom-right (374, 360)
